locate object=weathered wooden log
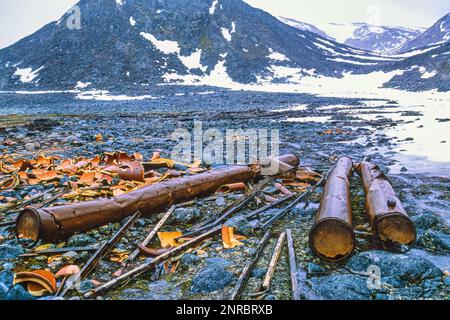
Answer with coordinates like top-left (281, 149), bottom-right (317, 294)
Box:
top-left (84, 225), bottom-right (222, 298)
top-left (309, 157), bottom-right (355, 261)
top-left (260, 231), bottom-right (286, 292)
top-left (285, 228), bottom-right (300, 300)
top-left (230, 229), bottom-right (272, 300)
top-left (16, 154), bottom-right (299, 242)
top-left (357, 161), bottom-right (416, 252)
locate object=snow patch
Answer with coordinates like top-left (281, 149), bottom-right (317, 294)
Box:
top-left (316, 22), bottom-right (359, 43)
top-left (231, 22), bottom-right (236, 34)
top-left (14, 66), bottom-right (44, 83)
top-left (129, 17), bottom-right (136, 26)
top-left (76, 90), bottom-right (156, 101)
top-left (421, 70), bottom-right (437, 79)
top-left (141, 32), bottom-right (180, 55)
top-left (209, 0), bottom-right (218, 15)
top-left (221, 28), bottom-right (232, 42)
top-left (268, 48), bottom-right (289, 61)
top-left (179, 49), bottom-right (207, 71)
top-left (116, 0), bottom-right (124, 6)
top-left (75, 81), bottom-right (91, 89)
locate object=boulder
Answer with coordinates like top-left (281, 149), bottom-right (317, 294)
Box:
top-left (190, 265), bottom-right (234, 293)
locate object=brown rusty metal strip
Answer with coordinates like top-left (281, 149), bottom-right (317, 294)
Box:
top-left (16, 154), bottom-right (299, 242)
top-left (309, 157), bottom-right (355, 262)
top-left (357, 161), bottom-right (416, 252)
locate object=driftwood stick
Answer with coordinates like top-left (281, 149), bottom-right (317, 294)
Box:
top-left (20, 246), bottom-right (99, 258)
top-left (0, 188), bottom-right (67, 227)
top-left (84, 225), bottom-right (222, 299)
top-left (35, 188), bottom-right (69, 209)
top-left (0, 188), bottom-right (53, 214)
top-left (58, 211), bottom-right (142, 297)
top-left (126, 206), bottom-right (175, 263)
top-left (230, 229), bottom-right (272, 300)
top-left (260, 231), bottom-right (286, 292)
top-left (245, 193), bottom-right (296, 220)
top-left (285, 228), bottom-right (300, 300)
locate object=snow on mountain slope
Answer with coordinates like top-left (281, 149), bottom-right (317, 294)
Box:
top-left (277, 17), bottom-right (329, 39)
top-left (385, 42), bottom-right (450, 92)
top-left (396, 12), bottom-right (450, 54)
top-left (281, 17), bottom-right (423, 54)
top-left (344, 23), bottom-right (423, 53)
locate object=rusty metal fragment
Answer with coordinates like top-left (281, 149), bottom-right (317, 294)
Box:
top-left (16, 154), bottom-right (299, 242)
top-left (357, 161), bottom-right (416, 252)
top-left (309, 157), bottom-right (355, 261)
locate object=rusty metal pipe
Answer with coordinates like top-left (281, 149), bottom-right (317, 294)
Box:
top-left (16, 154), bottom-right (299, 242)
top-left (309, 157), bottom-right (355, 261)
top-left (357, 161), bottom-right (416, 252)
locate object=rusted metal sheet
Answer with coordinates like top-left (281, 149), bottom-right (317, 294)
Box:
top-left (357, 161), bottom-right (416, 252)
top-left (309, 157), bottom-right (355, 261)
top-left (16, 154), bottom-right (299, 242)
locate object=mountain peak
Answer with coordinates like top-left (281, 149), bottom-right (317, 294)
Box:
top-left (396, 11), bottom-right (450, 53)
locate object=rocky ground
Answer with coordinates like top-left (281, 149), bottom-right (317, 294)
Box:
top-left (0, 88), bottom-right (449, 300)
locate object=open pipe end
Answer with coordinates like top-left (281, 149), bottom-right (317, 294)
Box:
top-left (309, 219), bottom-right (355, 262)
top-left (16, 207), bottom-right (41, 242)
top-left (376, 214), bottom-right (416, 252)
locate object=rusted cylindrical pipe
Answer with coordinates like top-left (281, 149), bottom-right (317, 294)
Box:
top-left (357, 161), bottom-right (415, 252)
top-left (16, 154), bottom-right (299, 242)
top-left (309, 157), bottom-right (355, 261)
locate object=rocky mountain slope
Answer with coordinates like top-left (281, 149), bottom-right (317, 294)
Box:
top-left (385, 42), bottom-right (450, 91)
top-left (0, 0), bottom-right (393, 91)
top-left (396, 12), bottom-right (450, 54)
top-left (0, 0), bottom-right (447, 92)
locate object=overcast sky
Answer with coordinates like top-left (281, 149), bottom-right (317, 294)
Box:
top-left (0, 0), bottom-right (449, 49)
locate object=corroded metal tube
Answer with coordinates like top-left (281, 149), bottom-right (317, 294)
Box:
top-left (16, 154), bottom-right (299, 242)
top-left (357, 161), bottom-right (416, 252)
top-left (309, 157), bottom-right (355, 261)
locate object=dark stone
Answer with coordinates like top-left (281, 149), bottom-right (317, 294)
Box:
top-left (180, 253), bottom-right (201, 267)
top-left (412, 213), bottom-right (442, 230)
top-left (374, 293), bottom-right (393, 300)
top-left (120, 280), bottom-right (181, 300)
top-left (191, 265), bottom-right (234, 293)
top-left (0, 244), bottom-right (24, 260)
top-left (251, 268), bottom-right (266, 279)
top-left (170, 207), bottom-right (203, 225)
top-left (444, 277), bottom-right (450, 287)
top-left (306, 262), bottom-right (326, 277)
top-left (0, 282), bottom-right (9, 300)
top-left (204, 257), bottom-right (233, 268)
top-left (417, 230), bottom-right (450, 253)
top-left (0, 270), bottom-right (13, 285)
top-left (76, 280), bottom-right (96, 294)
top-left (308, 274), bottom-right (372, 300)
top-left (224, 214), bottom-right (253, 236)
top-left (400, 167), bottom-right (408, 172)
top-left (422, 278), bottom-right (441, 298)
top-left (5, 285), bottom-right (35, 300)
top-left (66, 234), bottom-right (97, 247)
top-left (347, 251), bottom-right (443, 286)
